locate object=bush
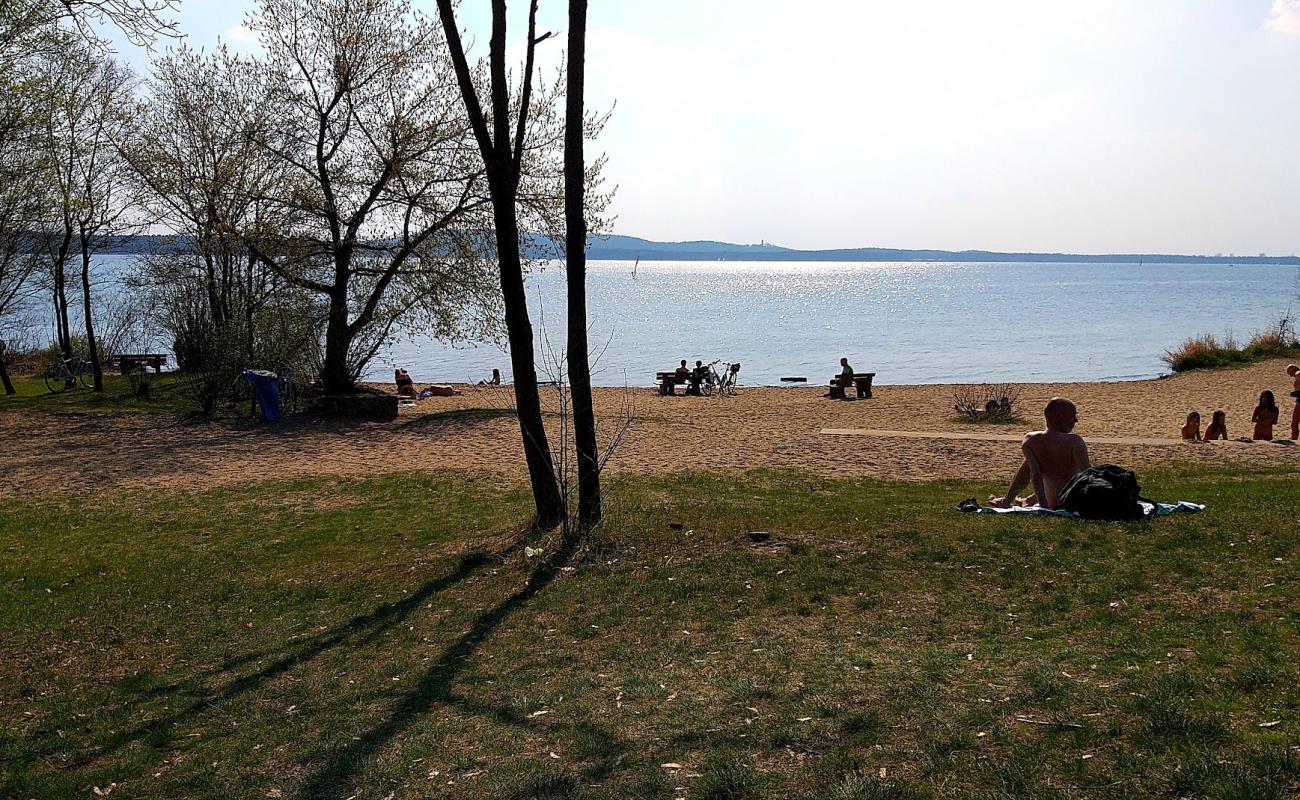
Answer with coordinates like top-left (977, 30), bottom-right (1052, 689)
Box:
top-left (953, 383), bottom-right (1022, 423)
top-left (179, 317), bottom-right (246, 417)
top-left (1163, 317), bottom-right (1300, 373)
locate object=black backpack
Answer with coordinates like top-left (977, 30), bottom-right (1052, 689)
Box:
top-left (1056, 464), bottom-right (1150, 520)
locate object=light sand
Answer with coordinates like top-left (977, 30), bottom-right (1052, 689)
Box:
top-left (1, 359), bottom-right (1296, 499)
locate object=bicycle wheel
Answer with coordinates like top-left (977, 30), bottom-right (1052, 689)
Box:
top-left (43, 364), bottom-right (71, 393)
top-left (76, 359), bottom-right (94, 388)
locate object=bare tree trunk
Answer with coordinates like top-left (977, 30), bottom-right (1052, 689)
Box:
top-left (53, 225), bottom-right (74, 359)
top-left (434, 0), bottom-right (565, 530)
top-left (493, 180), bottom-right (565, 529)
top-left (565, 0), bottom-right (600, 527)
top-left (245, 248), bottom-right (256, 363)
top-left (78, 233), bottom-right (102, 391)
top-left (320, 288), bottom-right (352, 393)
top-left (0, 346), bottom-right (14, 395)
top-left (202, 247), bottom-right (224, 327)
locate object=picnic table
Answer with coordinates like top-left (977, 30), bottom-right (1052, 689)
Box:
top-left (828, 372), bottom-right (875, 399)
top-left (116, 353), bottom-right (168, 374)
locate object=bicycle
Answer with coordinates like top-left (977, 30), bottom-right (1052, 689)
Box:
top-left (43, 354), bottom-right (93, 393)
top-left (700, 360), bottom-right (741, 397)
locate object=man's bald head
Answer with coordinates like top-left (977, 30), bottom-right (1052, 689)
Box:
top-left (1043, 397), bottom-right (1078, 433)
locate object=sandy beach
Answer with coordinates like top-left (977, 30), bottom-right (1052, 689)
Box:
top-left (2, 358), bottom-right (1297, 499)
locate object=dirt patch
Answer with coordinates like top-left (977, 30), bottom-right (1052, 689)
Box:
top-left (2, 360), bottom-right (1297, 500)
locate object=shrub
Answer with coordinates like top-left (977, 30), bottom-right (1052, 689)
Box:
top-left (953, 383), bottom-right (1022, 423)
top-left (1163, 317), bottom-right (1300, 373)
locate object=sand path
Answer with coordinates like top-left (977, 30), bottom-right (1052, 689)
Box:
top-left (1, 359), bottom-right (1296, 499)
top-left (820, 428), bottom-right (1297, 447)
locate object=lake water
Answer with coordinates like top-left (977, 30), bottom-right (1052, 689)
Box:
top-left (382, 260), bottom-right (1300, 386)
top-left (90, 257), bottom-right (1298, 387)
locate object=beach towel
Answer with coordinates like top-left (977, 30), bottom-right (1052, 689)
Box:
top-left (955, 498), bottom-right (1204, 518)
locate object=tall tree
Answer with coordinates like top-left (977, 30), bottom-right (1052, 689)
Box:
top-left (0, 2), bottom-right (60, 393)
top-left (433, 0), bottom-right (566, 529)
top-left (564, 0), bottom-right (600, 526)
top-left (241, 0), bottom-right (500, 394)
top-left (124, 45), bottom-right (290, 364)
top-left (0, 158), bottom-right (43, 394)
top-left (0, 183), bottom-right (42, 394)
top-left (44, 50), bottom-right (138, 391)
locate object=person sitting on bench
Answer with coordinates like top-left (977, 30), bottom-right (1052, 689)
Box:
top-left (686, 360), bottom-right (706, 395)
top-left (839, 357), bottom-right (855, 392)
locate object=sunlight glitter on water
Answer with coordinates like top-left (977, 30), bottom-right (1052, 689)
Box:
top-left (383, 260), bottom-right (1298, 386)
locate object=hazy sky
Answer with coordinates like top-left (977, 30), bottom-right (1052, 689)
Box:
top-left (110, 1), bottom-right (1300, 254)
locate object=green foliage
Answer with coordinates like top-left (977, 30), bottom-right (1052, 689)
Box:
top-left (0, 371), bottom-right (193, 413)
top-left (1163, 320), bottom-right (1300, 372)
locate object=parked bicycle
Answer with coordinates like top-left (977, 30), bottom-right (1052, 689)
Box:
top-left (700, 360), bottom-right (741, 397)
top-left (43, 354), bottom-right (93, 393)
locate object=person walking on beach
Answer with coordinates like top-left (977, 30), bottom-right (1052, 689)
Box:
top-left (1252, 391), bottom-right (1279, 441)
top-left (1288, 364), bottom-right (1300, 440)
top-left (990, 397), bottom-right (1091, 510)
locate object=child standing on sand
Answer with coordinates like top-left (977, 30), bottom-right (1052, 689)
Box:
top-left (1180, 411), bottom-right (1202, 441)
top-left (1204, 410), bottom-right (1228, 441)
top-left (1289, 365), bottom-right (1300, 440)
top-left (1253, 391), bottom-right (1280, 441)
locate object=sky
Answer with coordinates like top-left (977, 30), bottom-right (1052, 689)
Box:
top-left (107, 1), bottom-right (1300, 255)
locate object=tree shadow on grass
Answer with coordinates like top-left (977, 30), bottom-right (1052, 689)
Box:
top-left (292, 534), bottom-right (582, 800)
top-left (57, 542), bottom-right (512, 771)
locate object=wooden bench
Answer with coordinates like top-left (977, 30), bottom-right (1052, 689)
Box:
top-left (116, 353), bottom-right (168, 374)
top-left (656, 371), bottom-right (692, 396)
top-left (828, 372), bottom-right (875, 399)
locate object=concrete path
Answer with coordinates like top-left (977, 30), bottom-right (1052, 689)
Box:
top-left (817, 428), bottom-right (1280, 447)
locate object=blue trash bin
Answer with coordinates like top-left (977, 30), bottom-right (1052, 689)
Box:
top-left (242, 369), bottom-right (281, 422)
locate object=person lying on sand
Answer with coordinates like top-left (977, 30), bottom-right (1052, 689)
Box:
top-left (1180, 411), bottom-right (1202, 442)
top-left (990, 397), bottom-right (1091, 510)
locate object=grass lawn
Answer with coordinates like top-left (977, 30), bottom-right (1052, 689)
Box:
top-left (1, 372), bottom-right (195, 414)
top-left (2, 467), bottom-right (1299, 799)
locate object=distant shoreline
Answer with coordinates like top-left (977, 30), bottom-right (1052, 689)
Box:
top-left (98, 234), bottom-right (1300, 266)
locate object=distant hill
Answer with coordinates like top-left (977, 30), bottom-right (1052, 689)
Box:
top-left (101, 233), bottom-right (1300, 265)
top-left (581, 235), bottom-right (1300, 265)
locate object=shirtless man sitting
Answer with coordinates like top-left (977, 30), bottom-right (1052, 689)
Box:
top-left (990, 397), bottom-right (1091, 510)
